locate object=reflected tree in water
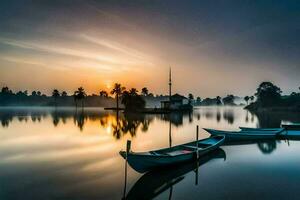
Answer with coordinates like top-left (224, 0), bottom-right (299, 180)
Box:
top-left (245, 111), bottom-right (249, 123)
top-left (52, 89), bottom-right (60, 107)
top-left (197, 113), bottom-right (200, 121)
top-left (160, 113), bottom-right (187, 127)
top-left (257, 140), bottom-right (277, 154)
top-left (216, 110), bottom-right (221, 123)
top-left (223, 110), bottom-right (234, 124)
top-left (73, 110), bottom-right (86, 131)
top-left (115, 113), bottom-right (154, 139)
top-left (205, 111), bottom-right (213, 120)
top-left (189, 112), bottom-right (193, 123)
top-left (52, 112), bottom-right (60, 127)
top-left (0, 114), bottom-right (12, 127)
top-left (111, 83), bottom-right (126, 110)
top-left (74, 87), bottom-right (87, 109)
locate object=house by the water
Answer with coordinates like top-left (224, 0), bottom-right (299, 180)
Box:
top-left (159, 68), bottom-right (193, 111)
top-left (161, 93), bottom-right (192, 111)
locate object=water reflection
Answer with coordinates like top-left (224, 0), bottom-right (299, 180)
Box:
top-left (159, 112), bottom-right (192, 127)
top-left (1, 107), bottom-right (300, 139)
top-left (123, 149), bottom-right (226, 200)
top-left (224, 139), bottom-right (279, 154)
top-left (257, 140), bottom-right (277, 154)
top-left (1, 107), bottom-right (300, 199)
top-left (0, 108), bottom-right (194, 140)
top-left (254, 110), bottom-right (300, 128)
top-left (223, 109), bottom-right (234, 124)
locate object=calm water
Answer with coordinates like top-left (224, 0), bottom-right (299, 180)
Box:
top-left (0, 106), bottom-right (300, 200)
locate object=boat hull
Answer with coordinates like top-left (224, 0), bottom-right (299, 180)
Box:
top-left (204, 128), bottom-right (284, 142)
top-left (125, 149), bottom-right (226, 200)
top-left (239, 127), bottom-right (284, 132)
top-left (120, 136), bottom-right (225, 173)
top-left (281, 124), bottom-right (300, 130)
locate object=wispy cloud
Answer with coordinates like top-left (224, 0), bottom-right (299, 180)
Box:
top-left (81, 34), bottom-right (153, 65)
top-left (0, 37), bottom-right (117, 63)
top-left (0, 55), bottom-right (46, 66)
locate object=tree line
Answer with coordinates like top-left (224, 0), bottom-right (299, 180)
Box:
top-left (0, 84), bottom-right (154, 110)
top-left (245, 82), bottom-right (300, 111)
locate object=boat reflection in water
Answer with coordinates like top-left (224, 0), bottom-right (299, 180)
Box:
top-left (122, 149), bottom-right (226, 200)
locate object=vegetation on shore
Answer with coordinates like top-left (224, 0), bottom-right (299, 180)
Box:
top-left (1, 81), bottom-right (298, 111)
top-left (0, 85), bottom-right (147, 111)
top-left (0, 86), bottom-right (114, 107)
top-left (245, 82), bottom-right (300, 112)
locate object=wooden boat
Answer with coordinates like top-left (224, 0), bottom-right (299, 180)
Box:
top-left (239, 127), bottom-right (285, 132)
top-left (119, 136), bottom-right (225, 173)
top-left (281, 123), bottom-right (300, 130)
top-left (124, 149), bottom-right (226, 200)
top-left (203, 128), bottom-right (285, 142)
top-left (282, 130), bottom-right (300, 140)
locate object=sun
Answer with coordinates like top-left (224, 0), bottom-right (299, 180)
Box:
top-left (105, 82), bottom-right (112, 90)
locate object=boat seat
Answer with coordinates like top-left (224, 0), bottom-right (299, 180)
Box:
top-left (150, 151), bottom-right (161, 156)
top-left (166, 150), bottom-right (193, 156)
top-left (182, 145), bottom-right (201, 150)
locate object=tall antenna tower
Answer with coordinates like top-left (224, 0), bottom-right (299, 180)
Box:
top-left (169, 67), bottom-right (172, 102)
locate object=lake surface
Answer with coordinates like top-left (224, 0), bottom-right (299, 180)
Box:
top-left (0, 106), bottom-right (300, 200)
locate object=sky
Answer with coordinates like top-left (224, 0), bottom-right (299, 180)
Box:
top-left (0, 0), bottom-right (299, 97)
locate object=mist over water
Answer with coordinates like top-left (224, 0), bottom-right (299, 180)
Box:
top-left (1, 106), bottom-right (300, 199)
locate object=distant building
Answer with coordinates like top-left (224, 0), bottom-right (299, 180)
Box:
top-left (159, 68), bottom-right (193, 111)
top-left (161, 93), bottom-right (191, 110)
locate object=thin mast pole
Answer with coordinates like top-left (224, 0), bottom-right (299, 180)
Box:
top-left (169, 67), bottom-right (172, 102)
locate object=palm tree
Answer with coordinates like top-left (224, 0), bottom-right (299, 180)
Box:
top-left (73, 92), bottom-right (78, 108)
top-left (216, 96), bottom-right (222, 105)
top-left (244, 96), bottom-right (250, 105)
top-left (52, 89), bottom-right (60, 106)
top-left (31, 91), bottom-right (37, 96)
top-left (99, 90), bottom-right (108, 97)
top-left (74, 87), bottom-right (86, 109)
top-left (110, 83), bottom-right (125, 110)
top-left (121, 89), bottom-right (145, 112)
top-left (129, 88), bottom-right (138, 96)
top-left (196, 97), bottom-right (201, 104)
top-left (141, 87), bottom-right (149, 96)
top-left (61, 91), bottom-right (67, 97)
top-left (188, 93), bottom-right (194, 104)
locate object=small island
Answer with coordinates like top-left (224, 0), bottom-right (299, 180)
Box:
top-left (245, 82), bottom-right (300, 112)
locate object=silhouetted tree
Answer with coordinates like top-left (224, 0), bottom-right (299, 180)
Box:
top-left (111, 83), bottom-right (125, 110)
top-left (255, 82), bottom-right (282, 107)
top-left (1, 87), bottom-right (12, 94)
top-left (31, 91), bottom-right (37, 96)
top-left (244, 96), bottom-right (250, 105)
top-left (74, 87), bottom-right (86, 108)
top-left (188, 93), bottom-right (194, 104)
top-left (148, 93), bottom-right (154, 97)
top-left (129, 88), bottom-right (138, 96)
top-left (99, 90), bottom-right (108, 97)
top-left (223, 95), bottom-right (235, 105)
top-left (61, 91), bottom-right (67, 97)
top-left (121, 89), bottom-right (145, 112)
top-left (141, 87), bottom-right (149, 96)
top-left (73, 92), bottom-right (78, 108)
top-left (250, 96), bottom-right (254, 103)
top-left (52, 89), bottom-right (60, 106)
top-left (196, 97), bottom-right (201, 104)
top-left (216, 96), bottom-right (222, 105)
